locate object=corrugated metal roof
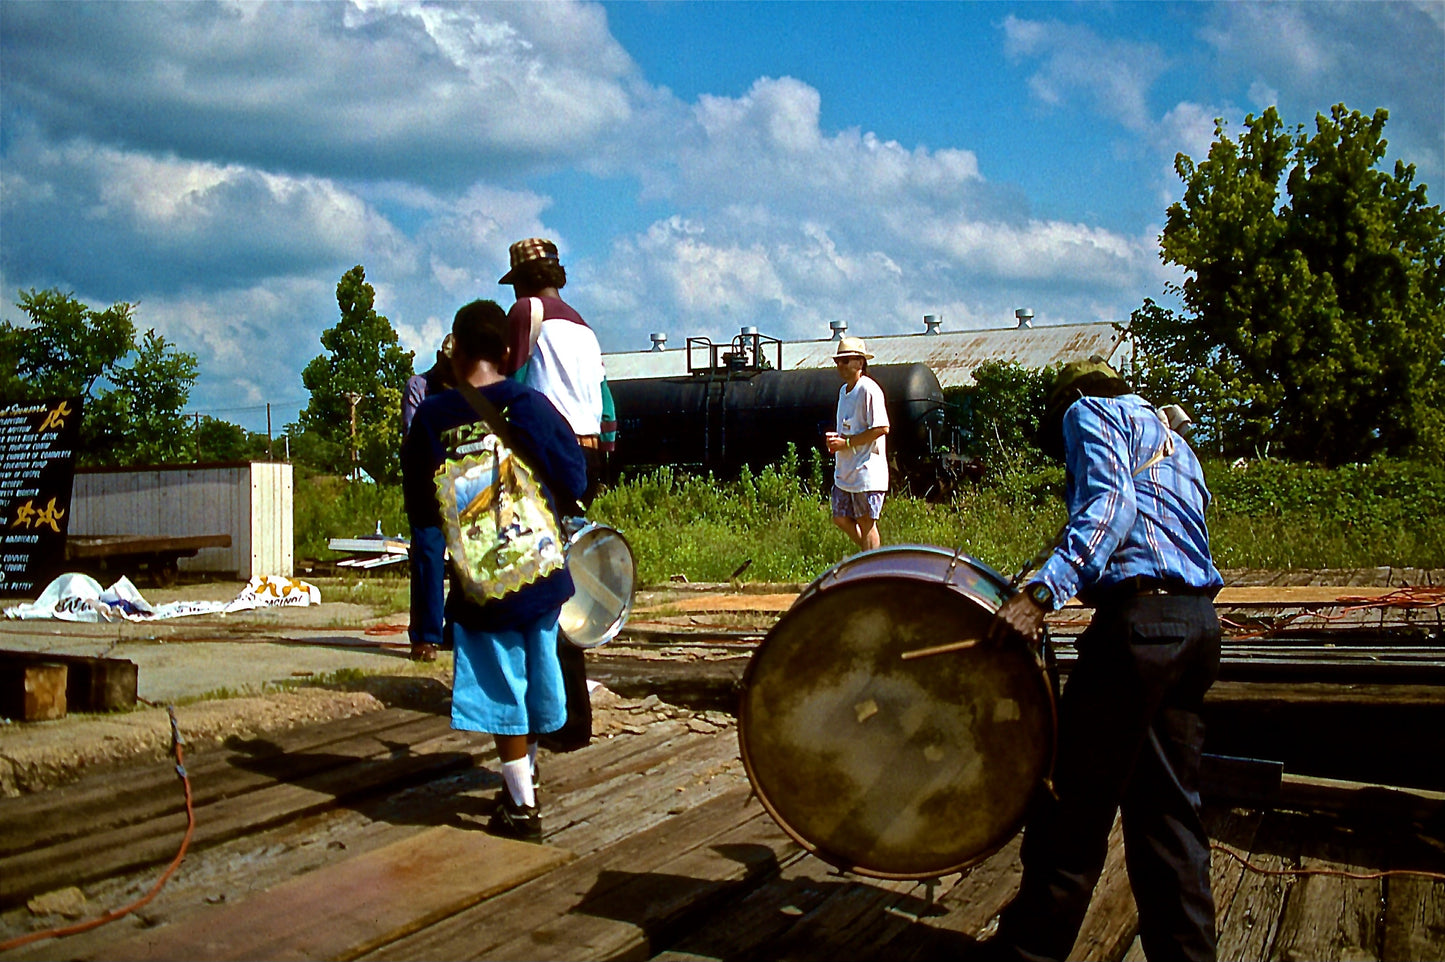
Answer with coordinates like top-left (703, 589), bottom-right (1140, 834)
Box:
top-left (604, 321), bottom-right (1130, 387)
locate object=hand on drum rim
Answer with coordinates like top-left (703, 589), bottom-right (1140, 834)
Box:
top-left (988, 592), bottom-right (1047, 652)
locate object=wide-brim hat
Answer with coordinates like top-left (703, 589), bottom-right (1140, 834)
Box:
top-left (833, 335), bottom-right (874, 360)
top-left (499, 237), bottom-right (560, 284)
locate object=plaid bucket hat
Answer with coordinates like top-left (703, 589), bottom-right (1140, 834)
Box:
top-left (498, 237), bottom-right (560, 284)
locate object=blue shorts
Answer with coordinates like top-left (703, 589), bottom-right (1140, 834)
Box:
top-left (832, 485), bottom-right (886, 520)
top-left (450, 608), bottom-right (567, 737)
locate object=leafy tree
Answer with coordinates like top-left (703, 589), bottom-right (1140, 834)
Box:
top-left (196, 417), bottom-right (273, 462)
top-left (297, 266), bottom-right (414, 482)
top-left (1, 289), bottom-right (136, 402)
top-left (1, 289), bottom-right (200, 466)
top-left (1151, 103), bottom-right (1445, 465)
top-left (945, 360), bottom-right (1054, 473)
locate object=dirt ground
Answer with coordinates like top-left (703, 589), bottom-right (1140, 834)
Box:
top-left (0, 577), bottom-right (744, 796)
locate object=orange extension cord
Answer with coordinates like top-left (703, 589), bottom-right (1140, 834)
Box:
top-left (1221, 583), bottom-right (1445, 640)
top-left (0, 706), bottom-right (197, 953)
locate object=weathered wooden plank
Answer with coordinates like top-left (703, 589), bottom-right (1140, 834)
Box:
top-left (0, 724), bottom-right (476, 907)
top-left (95, 826), bottom-right (572, 962)
top-left (1205, 806), bottom-right (1267, 932)
top-left (483, 806), bottom-right (795, 962)
top-left (893, 837), bottom-right (1024, 961)
top-left (1270, 819), bottom-right (1382, 961)
top-left (1214, 810), bottom-right (1302, 961)
top-left (364, 785), bottom-right (791, 961)
top-left (649, 852), bottom-right (867, 962)
top-left (0, 709), bottom-right (446, 856)
top-left (1071, 815), bottom-right (1137, 962)
top-left (1382, 846), bottom-right (1445, 962)
top-left (0, 662), bottom-right (66, 722)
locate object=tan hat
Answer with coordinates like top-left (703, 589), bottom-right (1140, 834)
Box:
top-left (833, 335), bottom-right (874, 360)
top-left (498, 237), bottom-right (560, 284)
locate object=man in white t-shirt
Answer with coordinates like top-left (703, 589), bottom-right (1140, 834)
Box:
top-left (824, 336), bottom-right (890, 552)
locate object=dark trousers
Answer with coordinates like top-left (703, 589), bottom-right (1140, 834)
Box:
top-left (996, 593), bottom-right (1221, 962)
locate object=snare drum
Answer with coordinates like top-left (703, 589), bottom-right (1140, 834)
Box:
top-left (558, 522), bottom-right (636, 649)
top-left (738, 545), bottom-right (1055, 880)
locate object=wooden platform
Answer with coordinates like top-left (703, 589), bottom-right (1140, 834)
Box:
top-left (1, 702), bottom-right (1442, 961)
top-left (1, 566), bottom-right (1442, 960)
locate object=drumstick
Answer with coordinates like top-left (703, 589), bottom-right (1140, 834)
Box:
top-left (900, 638), bottom-right (980, 660)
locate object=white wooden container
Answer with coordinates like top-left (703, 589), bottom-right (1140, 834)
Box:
top-left (70, 462), bottom-right (293, 578)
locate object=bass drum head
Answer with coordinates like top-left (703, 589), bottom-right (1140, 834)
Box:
top-left (559, 524), bottom-right (636, 649)
top-left (739, 572), bottom-right (1053, 879)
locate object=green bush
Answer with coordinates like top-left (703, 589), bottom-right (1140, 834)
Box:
top-left (293, 471), bottom-right (408, 560)
top-left (293, 449), bottom-right (1445, 582)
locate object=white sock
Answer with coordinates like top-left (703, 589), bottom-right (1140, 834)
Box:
top-left (501, 758), bottom-right (535, 808)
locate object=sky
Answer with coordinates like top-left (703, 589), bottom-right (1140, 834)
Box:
top-left (2, 1), bottom-right (1442, 434)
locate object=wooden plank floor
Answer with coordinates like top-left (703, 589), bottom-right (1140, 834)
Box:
top-left (2, 704), bottom-right (1442, 961)
top-left (2, 566), bottom-right (1443, 962)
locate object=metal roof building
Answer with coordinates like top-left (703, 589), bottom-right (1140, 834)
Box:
top-left (603, 317), bottom-right (1131, 388)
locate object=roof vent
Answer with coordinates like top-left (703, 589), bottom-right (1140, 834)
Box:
top-left (829, 319), bottom-right (848, 340)
top-left (923, 314), bottom-right (942, 335)
top-left (650, 332), bottom-right (667, 352)
top-left (1014, 308), bottom-right (1035, 329)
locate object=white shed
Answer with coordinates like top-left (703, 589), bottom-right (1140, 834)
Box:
top-left (70, 461), bottom-right (293, 578)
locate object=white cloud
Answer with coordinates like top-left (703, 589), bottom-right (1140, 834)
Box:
top-left (0, 0), bottom-right (641, 185)
top-left (1001, 15), bottom-right (1167, 131)
top-left (587, 77), bottom-right (1166, 352)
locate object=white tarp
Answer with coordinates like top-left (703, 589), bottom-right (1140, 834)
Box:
top-left (4, 573), bottom-right (322, 622)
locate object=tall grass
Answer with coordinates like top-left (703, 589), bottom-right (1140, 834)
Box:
top-left (295, 451), bottom-right (1445, 584)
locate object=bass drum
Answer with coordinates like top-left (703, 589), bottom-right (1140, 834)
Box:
top-left (559, 523), bottom-right (636, 649)
top-left (738, 545), bottom-right (1055, 880)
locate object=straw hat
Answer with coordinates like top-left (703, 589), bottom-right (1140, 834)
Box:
top-left (833, 336), bottom-right (874, 360)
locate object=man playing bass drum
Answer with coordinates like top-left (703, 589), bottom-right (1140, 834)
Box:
top-left (985, 357), bottom-right (1224, 962)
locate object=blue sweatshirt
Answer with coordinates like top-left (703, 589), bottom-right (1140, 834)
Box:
top-left (402, 378), bottom-right (588, 636)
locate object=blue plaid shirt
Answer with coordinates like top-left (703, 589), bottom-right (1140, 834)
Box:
top-left (1035, 394), bottom-right (1222, 608)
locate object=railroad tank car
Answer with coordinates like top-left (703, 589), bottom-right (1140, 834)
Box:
top-left (608, 362), bottom-right (947, 478)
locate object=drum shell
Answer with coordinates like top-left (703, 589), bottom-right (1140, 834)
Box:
top-left (738, 546), bottom-right (1055, 880)
top-left (558, 523), bottom-right (636, 649)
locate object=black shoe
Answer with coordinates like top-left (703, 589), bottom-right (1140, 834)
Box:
top-left (487, 795), bottom-right (542, 842)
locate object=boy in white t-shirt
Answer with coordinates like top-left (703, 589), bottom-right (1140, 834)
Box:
top-left (824, 336), bottom-right (890, 552)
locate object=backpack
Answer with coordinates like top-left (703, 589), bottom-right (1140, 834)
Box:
top-left (433, 383), bottom-right (568, 604)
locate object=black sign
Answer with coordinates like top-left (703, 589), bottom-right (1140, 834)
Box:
top-left (0, 397), bottom-right (83, 597)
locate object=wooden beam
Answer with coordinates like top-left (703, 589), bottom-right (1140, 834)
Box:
top-left (98, 826), bottom-right (572, 961)
top-left (0, 661), bottom-right (67, 721)
top-left (0, 650), bottom-right (137, 713)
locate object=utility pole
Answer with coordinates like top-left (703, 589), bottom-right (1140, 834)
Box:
top-left (343, 392), bottom-right (362, 481)
top-left (266, 403), bottom-right (273, 460)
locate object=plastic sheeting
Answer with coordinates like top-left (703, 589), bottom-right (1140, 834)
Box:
top-left (4, 573), bottom-right (322, 622)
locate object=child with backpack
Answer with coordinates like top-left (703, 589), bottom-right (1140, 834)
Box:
top-left (402, 299), bottom-right (588, 841)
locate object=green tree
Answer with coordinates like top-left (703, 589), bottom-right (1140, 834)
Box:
top-left (297, 266), bottom-right (414, 482)
top-left (1, 289), bottom-right (200, 466)
top-left (1153, 103), bottom-right (1445, 465)
top-left (945, 360), bottom-right (1054, 472)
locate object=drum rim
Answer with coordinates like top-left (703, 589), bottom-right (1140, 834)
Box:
top-left (738, 563), bottom-right (1057, 880)
top-left (559, 523), bottom-right (636, 649)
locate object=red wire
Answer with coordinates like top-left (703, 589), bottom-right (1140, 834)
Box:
top-left (0, 710), bottom-right (197, 953)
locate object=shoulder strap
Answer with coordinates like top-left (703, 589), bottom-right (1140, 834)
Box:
top-left (453, 380), bottom-right (582, 519)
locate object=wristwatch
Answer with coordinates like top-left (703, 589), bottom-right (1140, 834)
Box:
top-left (1024, 581), bottom-right (1054, 610)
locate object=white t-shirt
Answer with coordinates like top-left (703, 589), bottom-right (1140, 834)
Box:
top-left (526, 317), bottom-right (605, 436)
top-left (834, 375), bottom-right (889, 492)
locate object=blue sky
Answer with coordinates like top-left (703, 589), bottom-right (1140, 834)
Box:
top-left (2, 1), bottom-right (1442, 433)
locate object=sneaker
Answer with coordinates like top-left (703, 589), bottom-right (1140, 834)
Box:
top-left (409, 643), bottom-right (438, 663)
top-left (487, 795), bottom-right (542, 842)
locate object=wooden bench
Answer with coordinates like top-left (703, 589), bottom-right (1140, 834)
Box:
top-left (65, 533), bottom-right (232, 586)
